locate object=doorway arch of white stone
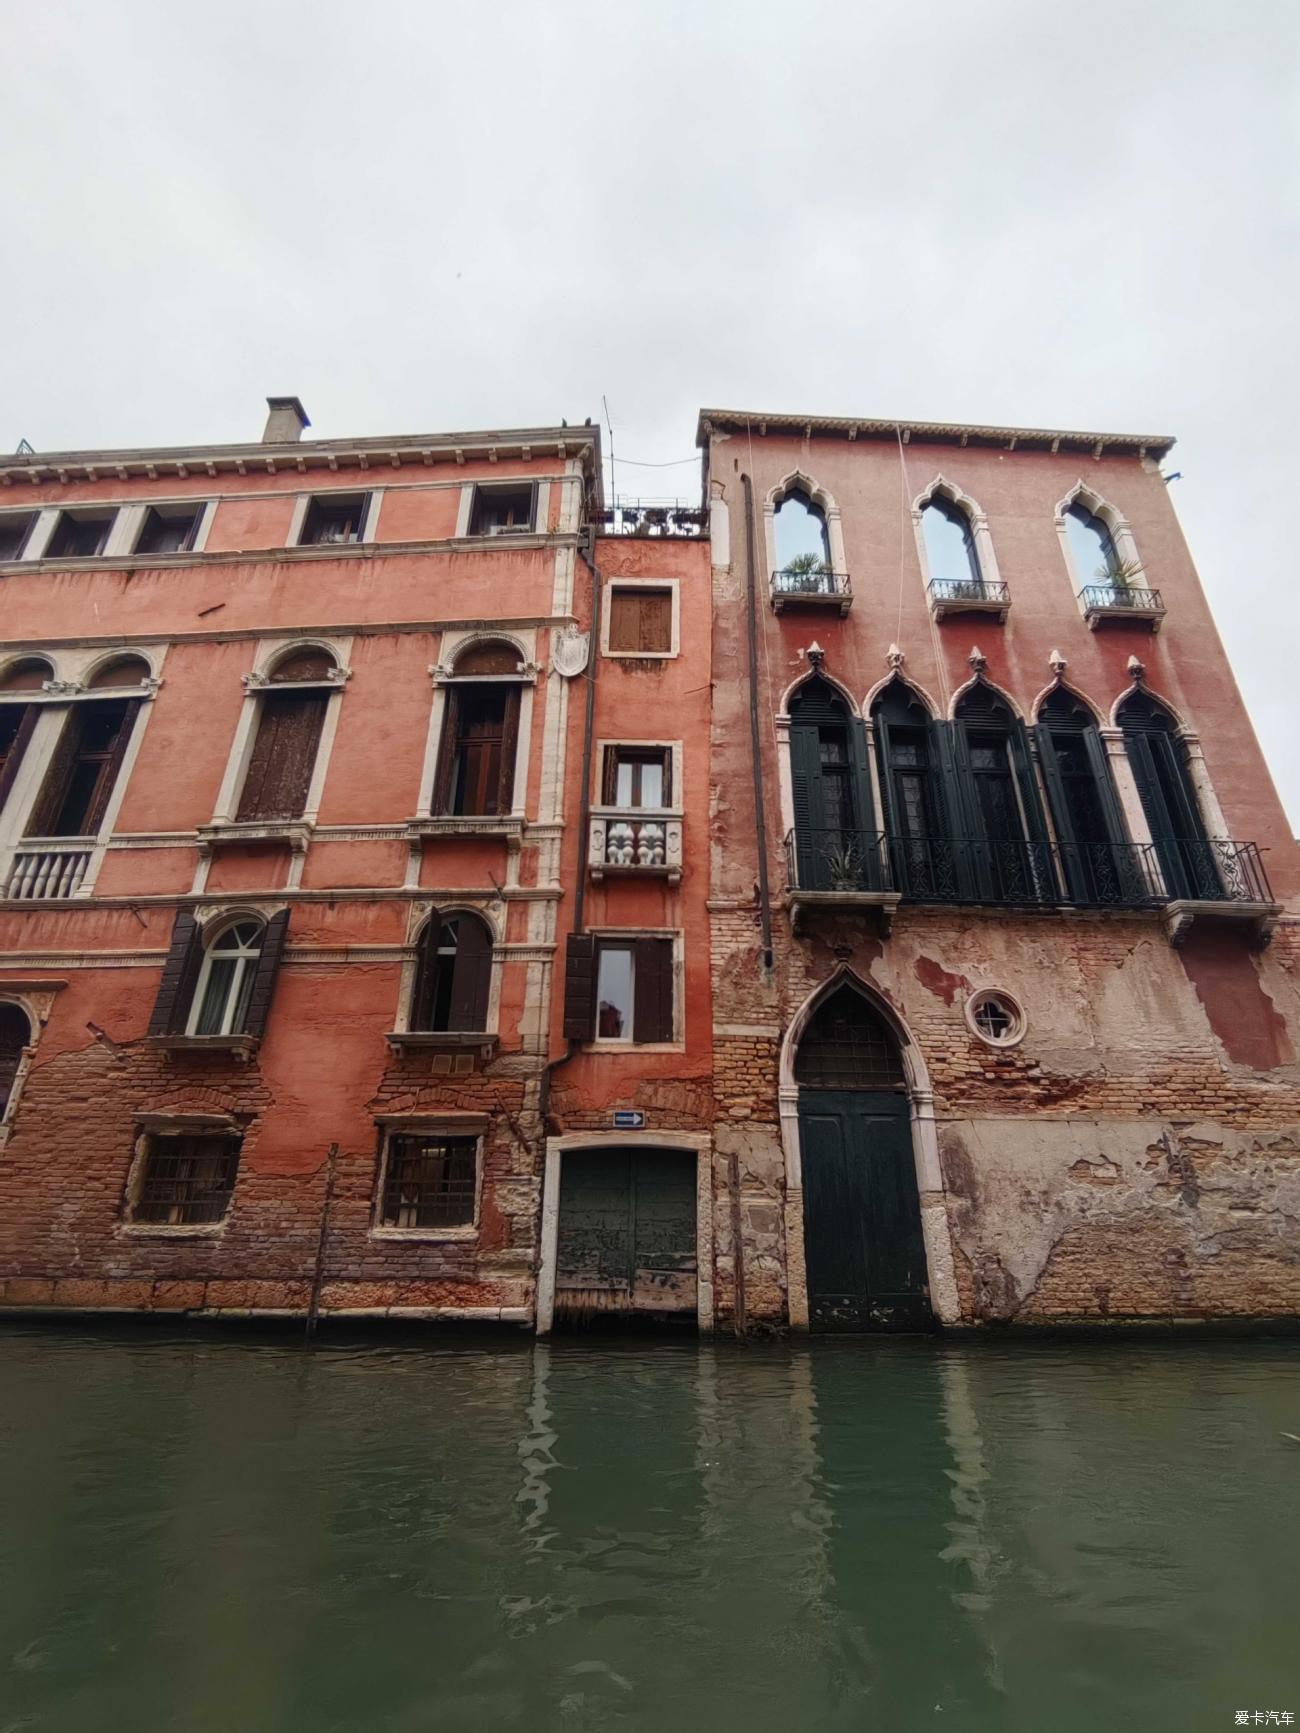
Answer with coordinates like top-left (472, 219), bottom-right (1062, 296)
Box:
top-left (778, 968), bottom-right (962, 1329)
top-left (536, 1131), bottom-right (714, 1335)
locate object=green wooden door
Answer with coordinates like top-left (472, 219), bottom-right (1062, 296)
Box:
top-left (555, 1148), bottom-right (698, 1319)
top-left (799, 1090), bottom-right (930, 1331)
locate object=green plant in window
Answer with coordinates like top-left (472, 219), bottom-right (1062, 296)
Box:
top-left (822, 836), bottom-right (865, 890)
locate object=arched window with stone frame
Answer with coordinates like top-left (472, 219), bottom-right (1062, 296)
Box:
top-left (871, 679), bottom-right (943, 898)
top-left (786, 675), bottom-right (879, 891)
top-left (1034, 687), bottom-right (1139, 905)
top-left (943, 680), bottom-right (1051, 904)
top-left (431, 640), bottom-right (525, 818)
top-left (235, 646), bottom-right (339, 823)
top-left (1116, 688), bottom-right (1222, 900)
top-left (408, 909), bottom-right (493, 1033)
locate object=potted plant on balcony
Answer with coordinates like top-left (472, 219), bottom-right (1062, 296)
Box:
top-left (783, 550), bottom-right (834, 593)
top-left (1099, 557), bottom-right (1146, 607)
top-left (823, 836), bottom-right (865, 891)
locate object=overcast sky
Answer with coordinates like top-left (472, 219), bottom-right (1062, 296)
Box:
top-left (3, 0), bottom-right (1297, 826)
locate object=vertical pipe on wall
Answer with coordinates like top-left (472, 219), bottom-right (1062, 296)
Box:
top-left (741, 474), bottom-right (774, 971)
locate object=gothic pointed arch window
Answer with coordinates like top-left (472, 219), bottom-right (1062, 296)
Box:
top-left (921, 494), bottom-right (981, 593)
top-left (0, 1002), bottom-right (33, 1120)
top-left (947, 682), bottom-right (1050, 903)
top-left (1034, 688), bottom-right (1138, 904)
top-left (794, 983), bottom-right (905, 1090)
top-left (773, 485), bottom-right (833, 595)
top-left (1117, 689), bottom-right (1219, 900)
top-left (410, 910), bottom-right (493, 1032)
top-left (787, 676), bottom-right (878, 891)
top-left (871, 679), bottom-right (942, 897)
top-left (1064, 500), bottom-right (1121, 586)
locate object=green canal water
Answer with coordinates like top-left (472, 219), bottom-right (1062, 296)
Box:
top-left (0, 1327), bottom-right (1296, 1732)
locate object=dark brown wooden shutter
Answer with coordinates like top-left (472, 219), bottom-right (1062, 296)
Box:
top-left (639, 591), bottom-right (672, 652)
top-left (409, 911), bottom-right (441, 1030)
top-left (608, 591), bottom-right (639, 652)
top-left (601, 746), bottom-right (618, 805)
top-left (83, 699), bottom-right (141, 834)
top-left (25, 709), bottom-right (82, 837)
top-left (448, 915), bottom-right (492, 1031)
top-left (633, 937), bottom-right (673, 1043)
top-left (237, 693), bottom-right (326, 820)
top-left (148, 911), bottom-right (203, 1036)
top-left (430, 687), bottom-right (460, 815)
top-left (495, 687), bottom-right (520, 814)
top-left (243, 909), bottom-right (290, 1037)
top-left (0, 705), bottom-right (39, 816)
top-left (562, 933), bottom-right (597, 1041)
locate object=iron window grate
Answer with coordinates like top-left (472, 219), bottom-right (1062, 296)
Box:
top-left (134, 1133), bottom-right (240, 1225)
top-left (380, 1136), bottom-right (478, 1229)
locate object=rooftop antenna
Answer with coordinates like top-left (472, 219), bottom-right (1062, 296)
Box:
top-left (602, 394), bottom-right (616, 504)
top-left (14, 438), bottom-right (33, 456)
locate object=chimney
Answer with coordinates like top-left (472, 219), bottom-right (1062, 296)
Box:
top-left (262, 396), bottom-right (310, 444)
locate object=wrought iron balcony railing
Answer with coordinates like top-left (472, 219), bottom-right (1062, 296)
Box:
top-left (1080, 583), bottom-right (1165, 626)
top-left (927, 577), bottom-right (1011, 620)
top-left (770, 567), bottom-right (853, 614)
top-left (590, 499), bottom-right (707, 539)
top-left (783, 829), bottom-right (1273, 911)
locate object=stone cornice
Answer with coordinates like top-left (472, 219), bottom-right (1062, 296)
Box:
top-left (0, 612), bottom-right (579, 654)
top-left (696, 407), bottom-right (1175, 459)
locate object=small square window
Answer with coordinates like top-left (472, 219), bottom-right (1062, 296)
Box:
top-left (608, 586), bottom-right (673, 655)
top-left (378, 1134), bottom-right (478, 1229)
top-left (299, 493), bottom-right (370, 546)
top-left (0, 512), bottom-right (37, 561)
top-left (603, 746), bottom-right (671, 807)
top-left (592, 936), bottom-right (674, 1043)
top-left (137, 505), bottom-right (203, 555)
top-left (47, 511), bottom-right (115, 559)
top-left (129, 1132), bottom-right (241, 1225)
top-left (470, 484), bottom-right (535, 537)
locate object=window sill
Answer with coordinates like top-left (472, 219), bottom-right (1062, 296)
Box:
top-left (405, 815), bottom-right (525, 841)
top-left (197, 818), bottom-right (313, 855)
top-left (786, 887), bottom-right (901, 937)
top-left (582, 1040), bottom-right (686, 1055)
top-left (118, 1220), bottom-right (228, 1239)
top-left (369, 1225), bottom-right (479, 1243)
top-left (147, 1034), bottom-right (259, 1060)
top-left (601, 649), bottom-right (678, 661)
top-left (1163, 898), bottom-right (1283, 949)
top-left (384, 1031), bottom-right (498, 1057)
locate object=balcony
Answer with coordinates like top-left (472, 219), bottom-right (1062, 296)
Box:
top-left (1080, 584), bottom-right (1165, 631)
top-left (4, 839), bottom-right (94, 901)
top-left (927, 577), bottom-right (1011, 622)
top-left (588, 811), bottom-right (683, 884)
top-left (590, 498), bottom-right (708, 539)
top-left (770, 567), bottom-right (853, 615)
top-left (783, 830), bottom-right (1278, 942)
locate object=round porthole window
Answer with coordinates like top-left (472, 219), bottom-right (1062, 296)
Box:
top-left (965, 988), bottom-right (1025, 1048)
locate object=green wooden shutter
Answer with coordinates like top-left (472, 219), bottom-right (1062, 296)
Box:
top-left (1035, 724), bottom-right (1088, 901)
top-left (1083, 728), bottom-right (1129, 842)
top-left (1125, 730), bottom-right (1190, 899)
top-left (1009, 719), bottom-right (1052, 902)
top-left (789, 723), bottom-right (825, 889)
top-left (930, 722), bottom-right (976, 899)
top-left (847, 717), bottom-right (881, 888)
top-left (243, 909), bottom-right (290, 1038)
top-left (147, 911), bottom-right (203, 1036)
top-left (563, 933), bottom-right (596, 1041)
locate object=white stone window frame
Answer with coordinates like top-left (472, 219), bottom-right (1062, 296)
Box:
top-left (0, 645), bottom-right (167, 898)
top-left (205, 636), bottom-right (354, 886)
top-left (1104, 681), bottom-right (1235, 883)
top-left (456, 477), bottom-right (550, 540)
top-left (285, 489), bottom-right (382, 549)
top-left (9, 501), bottom-right (215, 563)
top-left (535, 1130), bottom-right (715, 1335)
top-left (21, 503), bottom-right (122, 563)
top-left (592, 736), bottom-right (683, 809)
top-left (391, 900), bottom-right (505, 1036)
top-left (584, 925), bottom-right (685, 1054)
top-left (369, 1113), bottom-right (487, 1242)
top-left (184, 912), bottom-right (268, 1038)
top-left (0, 508), bottom-right (44, 563)
top-left (964, 987), bottom-right (1027, 1049)
top-left (415, 628), bottom-right (538, 822)
top-left (600, 578), bottom-right (681, 661)
top-left (763, 470), bottom-right (849, 581)
top-left (910, 475), bottom-right (1004, 595)
top-left (1055, 481), bottom-right (1145, 618)
top-left (0, 983), bottom-right (62, 1143)
top-left (113, 498), bottom-right (216, 558)
top-left (120, 1113), bottom-right (244, 1239)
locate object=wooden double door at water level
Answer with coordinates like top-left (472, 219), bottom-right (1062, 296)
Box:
top-left (798, 1089), bottom-right (931, 1331)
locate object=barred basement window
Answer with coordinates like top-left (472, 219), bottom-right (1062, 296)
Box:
top-left (130, 1132), bottom-right (241, 1225)
top-left (378, 1135), bottom-right (478, 1229)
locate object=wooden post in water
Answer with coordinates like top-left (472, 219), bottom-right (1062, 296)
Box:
top-left (728, 1145), bottom-right (747, 1339)
top-left (305, 1142), bottom-right (339, 1346)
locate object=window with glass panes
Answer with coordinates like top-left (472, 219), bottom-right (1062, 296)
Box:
top-left (187, 921), bottom-right (264, 1036)
top-left (603, 746), bottom-right (670, 808)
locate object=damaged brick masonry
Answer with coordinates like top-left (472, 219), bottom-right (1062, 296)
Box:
top-left (0, 398), bottom-right (1296, 1332)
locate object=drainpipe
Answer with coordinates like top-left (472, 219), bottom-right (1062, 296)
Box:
top-left (741, 474), bottom-right (774, 971)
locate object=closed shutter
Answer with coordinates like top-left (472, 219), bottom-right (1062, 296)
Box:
top-left (633, 937), bottom-right (674, 1043)
top-left (789, 722), bottom-right (825, 889)
top-left (237, 692), bottom-right (327, 821)
top-left (608, 591), bottom-right (639, 652)
top-left (1082, 728), bottom-right (1129, 842)
top-left (930, 722), bottom-right (977, 899)
top-left (638, 591), bottom-right (671, 652)
top-left (495, 686), bottom-right (521, 814)
top-left (430, 687), bottom-right (460, 815)
top-left (83, 699), bottom-right (141, 834)
top-left (448, 915), bottom-right (492, 1031)
top-left (609, 589), bottom-right (671, 653)
top-left (562, 933), bottom-right (597, 1041)
top-left (243, 909), bottom-right (290, 1038)
top-left (1008, 721), bottom-right (1049, 843)
top-left (409, 912), bottom-right (442, 1030)
top-left (0, 705), bottom-right (39, 816)
top-left (147, 911), bottom-right (204, 1036)
top-left (25, 709), bottom-right (82, 837)
top-left (847, 716), bottom-right (880, 888)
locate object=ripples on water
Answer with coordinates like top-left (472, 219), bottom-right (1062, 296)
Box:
top-left (0, 1326), bottom-right (1296, 1732)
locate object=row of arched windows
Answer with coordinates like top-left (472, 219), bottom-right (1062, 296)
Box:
top-left (788, 669), bottom-right (1223, 906)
